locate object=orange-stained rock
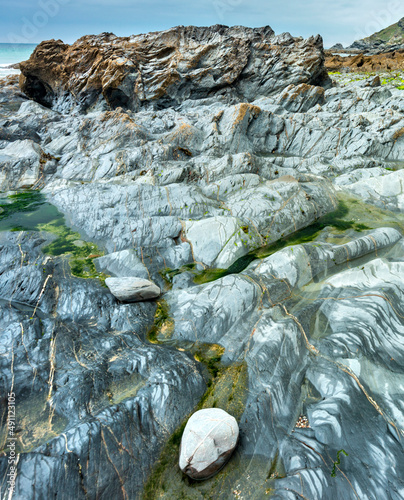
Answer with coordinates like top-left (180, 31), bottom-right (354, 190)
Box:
top-left (325, 50), bottom-right (404, 73)
top-left (19, 25), bottom-right (330, 112)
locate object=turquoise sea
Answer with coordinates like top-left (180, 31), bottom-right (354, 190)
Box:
top-left (0, 43), bottom-right (37, 78)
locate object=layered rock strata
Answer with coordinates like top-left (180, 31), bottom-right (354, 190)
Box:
top-left (0, 23), bottom-right (404, 500)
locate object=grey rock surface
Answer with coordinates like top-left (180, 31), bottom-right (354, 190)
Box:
top-left (342, 168), bottom-right (404, 211)
top-left (0, 232), bottom-right (206, 499)
top-left (94, 249), bottom-right (149, 279)
top-left (165, 227), bottom-right (404, 498)
top-left (179, 408), bottom-right (239, 479)
top-left (1, 22), bottom-right (404, 500)
top-left (105, 276), bottom-right (161, 302)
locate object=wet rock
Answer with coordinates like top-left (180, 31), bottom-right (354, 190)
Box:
top-left (105, 277), bottom-right (160, 302)
top-left (0, 231), bottom-right (206, 499)
top-left (341, 168), bottom-right (404, 211)
top-left (94, 249), bottom-right (149, 279)
top-left (179, 408), bottom-right (239, 479)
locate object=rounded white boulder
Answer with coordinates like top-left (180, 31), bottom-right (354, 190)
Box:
top-left (179, 408), bottom-right (239, 480)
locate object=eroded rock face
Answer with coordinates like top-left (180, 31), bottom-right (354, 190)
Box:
top-left (179, 408), bottom-right (239, 479)
top-left (0, 231), bottom-right (206, 499)
top-left (19, 25), bottom-right (330, 112)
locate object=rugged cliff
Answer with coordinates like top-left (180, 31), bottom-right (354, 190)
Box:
top-left (19, 25), bottom-right (330, 112)
top-left (350, 16), bottom-right (404, 53)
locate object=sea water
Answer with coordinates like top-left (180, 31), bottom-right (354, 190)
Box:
top-left (0, 43), bottom-right (37, 78)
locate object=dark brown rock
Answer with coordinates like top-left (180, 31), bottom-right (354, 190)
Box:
top-left (325, 50), bottom-right (404, 73)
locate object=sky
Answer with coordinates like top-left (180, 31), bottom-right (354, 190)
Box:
top-left (1, 0), bottom-right (403, 48)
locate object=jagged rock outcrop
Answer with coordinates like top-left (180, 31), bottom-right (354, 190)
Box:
top-left (19, 25), bottom-right (330, 112)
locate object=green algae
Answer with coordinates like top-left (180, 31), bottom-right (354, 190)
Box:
top-left (0, 191), bottom-right (108, 284)
top-left (331, 449), bottom-right (349, 477)
top-left (191, 196), bottom-right (372, 286)
top-left (40, 218), bottom-right (107, 283)
top-left (160, 263), bottom-right (197, 284)
top-left (329, 69), bottom-right (404, 88)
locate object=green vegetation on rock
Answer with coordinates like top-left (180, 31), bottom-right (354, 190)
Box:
top-left (147, 300), bottom-right (174, 343)
top-left (360, 17), bottom-right (404, 45)
top-left (0, 191), bottom-right (108, 283)
top-left (142, 359), bottom-right (250, 500)
top-left (192, 197), bottom-right (371, 285)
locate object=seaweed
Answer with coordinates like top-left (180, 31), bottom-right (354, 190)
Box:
top-left (147, 300), bottom-right (174, 343)
top-left (0, 191), bottom-right (108, 283)
top-left (331, 449), bottom-right (349, 477)
top-left (193, 199), bottom-right (371, 285)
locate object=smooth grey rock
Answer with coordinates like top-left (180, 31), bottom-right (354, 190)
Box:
top-left (184, 216), bottom-right (261, 268)
top-left (341, 169), bottom-right (404, 211)
top-left (105, 277), bottom-right (160, 302)
top-left (0, 231), bottom-right (206, 500)
top-left (179, 408), bottom-right (239, 479)
top-left (94, 249), bottom-right (149, 279)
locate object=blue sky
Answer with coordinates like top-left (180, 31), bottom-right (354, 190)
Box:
top-left (2, 0), bottom-right (403, 47)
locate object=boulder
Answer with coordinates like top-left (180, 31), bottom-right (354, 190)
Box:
top-left (105, 277), bottom-right (160, 302)
top-left (183, 216), bottom-right (261, 268)
top-left (179, 408), bottom-right (239, 480)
